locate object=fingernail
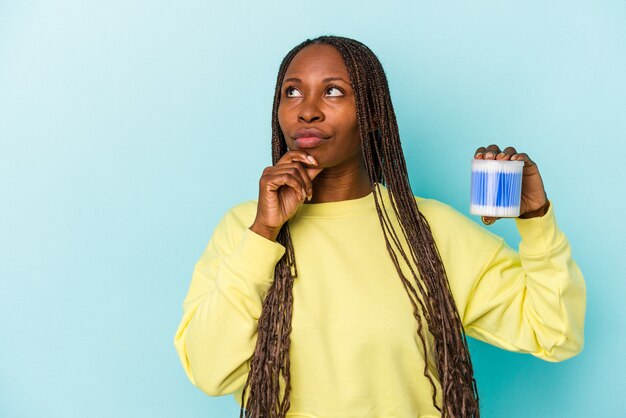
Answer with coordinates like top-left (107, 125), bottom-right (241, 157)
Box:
top-left (306, 155), bottom-right (317, 165)
top-left (307, 195), bottom-right (312, 202)
top-left (301, 188), bottom-right (306, 197)
top-left (475, 152), bottom-right (483, 158)
top-left (497, 152), bottom-right (505, 159)
top-left (485, 152), bottom-right (494, 158)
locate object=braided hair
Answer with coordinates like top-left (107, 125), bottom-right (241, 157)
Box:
top-left (239, 35), bottom-right (480, 418)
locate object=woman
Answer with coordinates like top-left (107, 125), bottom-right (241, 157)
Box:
top-left (174, 35), bottom-right (586, 418)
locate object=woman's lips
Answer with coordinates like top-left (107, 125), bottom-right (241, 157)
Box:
top-left (295, 136), bottom-right (326, 149)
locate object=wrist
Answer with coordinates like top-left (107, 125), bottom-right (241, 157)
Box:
top-left (519, 200), bottom-right (551, 219)
top-left (249, 222), bottom-right (281, 242)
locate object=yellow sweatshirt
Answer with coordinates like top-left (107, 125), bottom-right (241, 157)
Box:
top-left (174, 184), bottom-right (586, 418)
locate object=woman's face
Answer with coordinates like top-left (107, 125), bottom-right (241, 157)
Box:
top-left (278, 44), bottom-right (361, 169)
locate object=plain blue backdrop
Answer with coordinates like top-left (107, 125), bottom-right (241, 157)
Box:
top-left (1, 1), bottom-right (624, 417)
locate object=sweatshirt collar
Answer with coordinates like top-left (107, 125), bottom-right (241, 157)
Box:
top-left (294, 183), bottom-right (389, 218)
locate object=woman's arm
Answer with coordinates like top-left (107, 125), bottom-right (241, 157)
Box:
top-left (458, 145), bottom-right (586, 360)
top-left (173, 203), bottom-right (285, 395)
top-left (461, 201), bottom-right (586, 361)
top-left (175, 150), bottom-right (320, 396)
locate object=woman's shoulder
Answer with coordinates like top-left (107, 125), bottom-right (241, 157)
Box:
top-left (203, 199), bottom-right (259, 254)
top-left (225, 199), bottom-right (258, 219)
top-left (412, 195), bottom-right (500, 241)
top-left (378, 185), bottom-right (475, 228)
top-left (413, 195), bottom-right (463, 219)
top-left (217, 199), bottom-right (258, 230)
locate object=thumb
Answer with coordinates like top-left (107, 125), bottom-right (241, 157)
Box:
top-left (481, 216), bottom-right (500, 226)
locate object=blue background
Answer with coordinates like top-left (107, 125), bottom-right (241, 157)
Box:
top-left (1, 1), bottom-right (624, 417)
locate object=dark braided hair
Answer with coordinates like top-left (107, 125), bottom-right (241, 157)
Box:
top-left (239, 35), bottom-right (480, 418)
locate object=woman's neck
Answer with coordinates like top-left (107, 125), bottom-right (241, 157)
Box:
top-left (307, 161), bottom-right (371, 203)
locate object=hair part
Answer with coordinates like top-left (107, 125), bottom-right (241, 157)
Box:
top-left (239, 35), bottom-right (480, 418)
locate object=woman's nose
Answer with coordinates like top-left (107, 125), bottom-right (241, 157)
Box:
top-left (298, 98), bottom-right (324, 123)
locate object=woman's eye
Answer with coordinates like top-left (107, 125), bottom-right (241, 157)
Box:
top-left (285, 87), bottom-right (302, 97)
top-left (326, 87), bottom-right (344, 97)
top-left (284, 86), bottom-right (343, 98)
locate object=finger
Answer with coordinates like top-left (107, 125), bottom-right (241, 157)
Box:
top-left (268, 173), bottom-right (307, 201)
top-left (276, 150), bottom-right (318, 167)
top-left (481, 216), bottom-right (500, 225)
top-left (497, 146), bottom-right (518, 160)
top-left (261, 165), bottom-right (306, 199)
top-left (272, 164), bottom-right (314, 197)
top-left (484, 144), bottom-right (501, 160)
top-left (510, 152), bottom-right (536, 167)
top-left (266, 168), bottom-right (309, 198)
top-left (274, 164), bottom-right (326, 200)
top-left (474, 146), bottom-right (487, 159)
top-left (307, 167), bottom-right (325, 182)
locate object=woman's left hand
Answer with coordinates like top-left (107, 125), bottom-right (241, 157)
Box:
top-left (474, 145), bottom-right (550, 224)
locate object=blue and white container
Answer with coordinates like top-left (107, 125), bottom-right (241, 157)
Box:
top-left (470, 159), bottom-right (524, 217)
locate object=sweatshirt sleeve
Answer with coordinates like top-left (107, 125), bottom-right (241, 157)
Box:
top-left (173, 203), bottom-right (286, 396)
top-left (460, 201), bottom-right (587, 362)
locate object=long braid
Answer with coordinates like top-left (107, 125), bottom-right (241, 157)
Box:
top-left (240, 35), bottom-right (480, 418)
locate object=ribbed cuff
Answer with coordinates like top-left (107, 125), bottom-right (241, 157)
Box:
top-left (514, 200), bottom-right (564, 255)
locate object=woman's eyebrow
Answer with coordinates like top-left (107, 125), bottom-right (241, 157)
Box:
top-left (282, 76), bottom-right (349, 84)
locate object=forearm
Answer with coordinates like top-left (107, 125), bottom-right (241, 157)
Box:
top-left (174, 228), bottom-right (285, 395)
top-left (514, 201), bottom-right (586, 360)
top-left (463, 202), bottom-right (587, 361)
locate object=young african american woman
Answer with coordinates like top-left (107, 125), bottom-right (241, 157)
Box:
top-left (174, 35), bottom-right (586, 418)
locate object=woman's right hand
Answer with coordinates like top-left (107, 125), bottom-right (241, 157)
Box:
top-left (249, 151), bottom-right (324, 241)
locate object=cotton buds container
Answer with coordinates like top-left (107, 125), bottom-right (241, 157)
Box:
top-left (470, 159), bottom-right (524, 217)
